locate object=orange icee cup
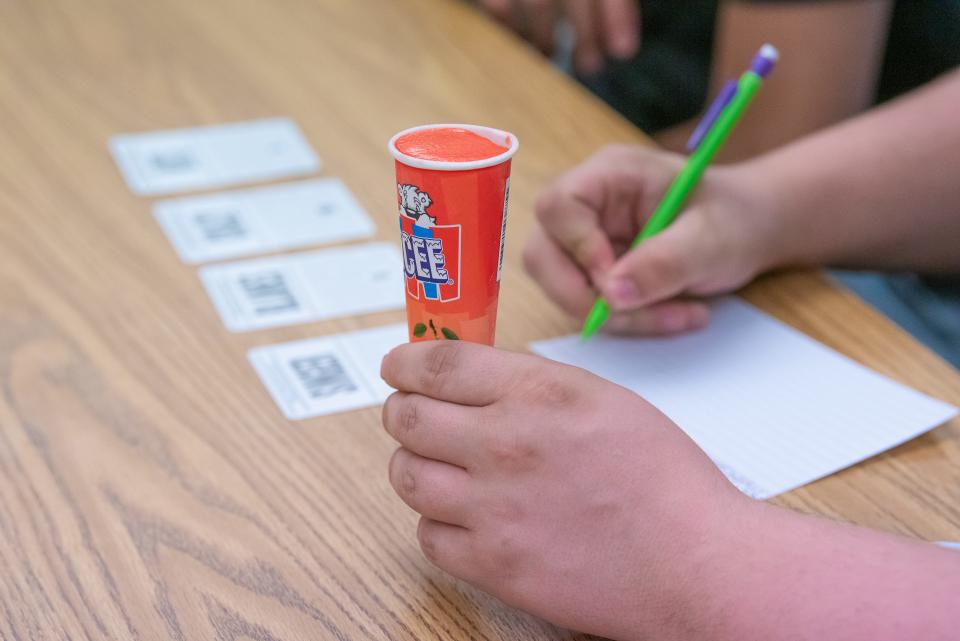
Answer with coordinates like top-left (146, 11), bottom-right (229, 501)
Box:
top-left (389, 124), bottom-right (518, 345)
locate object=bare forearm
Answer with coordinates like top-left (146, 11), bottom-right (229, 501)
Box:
top-left (687, 503), bottom-right (960, 641)
top-left (747, 70), bottom-right (960, 273)
top-left (658, 0), bottom-right (890, 160)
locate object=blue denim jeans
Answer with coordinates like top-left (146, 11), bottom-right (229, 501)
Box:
top-left (831, 271), bottom-right (960, 370)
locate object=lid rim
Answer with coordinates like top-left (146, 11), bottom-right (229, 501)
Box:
top-left (388, 123), bottom-right (519, 171)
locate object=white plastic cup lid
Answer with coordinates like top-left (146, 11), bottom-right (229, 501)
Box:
top-left (388, 123), bottom-right (519, 171)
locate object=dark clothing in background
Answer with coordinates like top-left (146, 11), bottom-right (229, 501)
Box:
top-left (585, 0), bottom-right (960, 134)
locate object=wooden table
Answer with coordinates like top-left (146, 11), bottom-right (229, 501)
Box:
top-left (1, 1), bottom-right (958, 639)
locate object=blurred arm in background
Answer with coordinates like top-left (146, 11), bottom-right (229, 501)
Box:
top-left (477, 0), bottom-right (640, 75)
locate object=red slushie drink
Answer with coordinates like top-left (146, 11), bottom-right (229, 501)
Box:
top-left (389, 124), bottom-right (518, 345)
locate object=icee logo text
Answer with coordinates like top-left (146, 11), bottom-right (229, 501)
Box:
top-left (401, 232), bottom-right (450, 285)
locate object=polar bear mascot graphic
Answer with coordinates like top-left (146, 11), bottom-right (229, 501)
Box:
top-left (398, 184), bottom-right (436, 228)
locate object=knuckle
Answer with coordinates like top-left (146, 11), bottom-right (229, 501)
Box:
top-left (421, 341), bottom-right (462, 389)
top-left (400, 466), bottom-right (417, 498)
top-left (390, 449), bottom-right (421, 505)
top-left (484, 424), bottom-right (540, 473)
top-left (479, 526), bottom-right (526, 581)
top-left (522, 375), bottom-right (579, 407)
top-left (382, 392), bottom-right (408, 437)
top-left (396, 395), bottom-right (420, 440)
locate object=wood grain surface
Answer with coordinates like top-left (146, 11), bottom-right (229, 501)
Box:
top-left (1, 1), bottom-right (958, 639)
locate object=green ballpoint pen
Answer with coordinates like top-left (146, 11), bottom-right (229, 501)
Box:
top-left (580, 43), bottom-right (779, 340)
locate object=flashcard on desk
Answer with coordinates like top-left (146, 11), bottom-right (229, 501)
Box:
top-left (110, 118), bottom-right (320, 195)
top-left (530, 297), bottom-right (957, 500)
top-left (153, 179), bottom-right (376, 263)
top-left (249, 324), bottom-right (407, 419)
top-left (200, 243), bottom-right (404, 332)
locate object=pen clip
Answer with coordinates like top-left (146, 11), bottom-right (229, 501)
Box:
top-left (687, 79), bottom-right (738, 151)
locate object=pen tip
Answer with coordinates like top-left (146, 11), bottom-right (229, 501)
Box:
top-left (580, 300), bottom-right (609, 342)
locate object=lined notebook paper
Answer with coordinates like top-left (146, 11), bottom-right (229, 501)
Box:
top-left (530, 297), bottom-right (957, 499)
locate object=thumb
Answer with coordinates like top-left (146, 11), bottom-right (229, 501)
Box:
top-left (600, 212), bottom-right (709, 311)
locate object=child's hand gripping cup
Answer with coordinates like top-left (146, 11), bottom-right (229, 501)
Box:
top-left (389, 124), bottom-right (519, 345)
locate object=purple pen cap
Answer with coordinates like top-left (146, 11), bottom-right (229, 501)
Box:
top-left (751, 43), bottom-right (779, 78)
top-left (687, 43), bottom-right (779, 151)
top-left (687, 80), bottom-right (737, 151)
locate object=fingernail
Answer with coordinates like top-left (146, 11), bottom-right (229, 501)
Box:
top-left (604, 277), bottom-right (641, 309)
